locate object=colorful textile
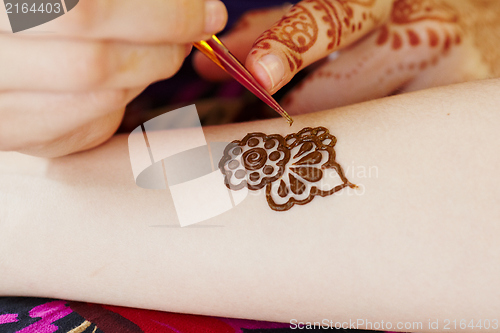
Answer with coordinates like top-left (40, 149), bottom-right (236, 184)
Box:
top-left (0, 297), bottom-right (397, 333)
top-left (0, 297), bottom-right (290, 333)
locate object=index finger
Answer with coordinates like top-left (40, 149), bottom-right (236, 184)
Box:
top-left (246, 0), bottom-right (393, 93)
top-left (0, 0), bottom-right (228, 43)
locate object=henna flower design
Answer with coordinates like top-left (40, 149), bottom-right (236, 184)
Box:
top-left (219, 127), bottom-right (354, 211)
top-left (219, 133), bottom-right (290, 191)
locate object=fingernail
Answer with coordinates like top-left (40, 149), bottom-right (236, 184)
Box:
top-left (204, 0), bottom-right (227, 34)
top-left (257, 54), bottom-right (285, 90)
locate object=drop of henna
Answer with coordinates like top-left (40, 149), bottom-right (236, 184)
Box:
top-left (248, 138), bottom-right (259, 147)
top-left (264, 140), bottom-right (276, 149)
top-left (269, 151), bottom-right (281, 161)
top-left (294, 151), bottom-right (323, 165)
top-left (392, 32), bottom-right (403, 50)
top-left (407, 29), bottom-right (420, 46)
top-left (232, 147), bottom-right (242, 155)
top-left (377, 25), bottom-right (389, 46)
top-left (228, 160), bottom-right (239, 170)
top-left (249, 172), bottom-right (260, 182)
top-left (278, 180), bottom-right (289, 198)
top-left (235, 170), bottom-right (246, 179)
top-left (443, 34), bottom-right (451, 53)
top-left (263, 166), bottom-right (274, 175)
top-left (427, 28), bottom-right (439, 47)
top-left (345, 6), bottom-right (353, 18)
top-left (294, 142), bottom-right (313, 158)
top-left (289, 173), bottom-right (306, 195)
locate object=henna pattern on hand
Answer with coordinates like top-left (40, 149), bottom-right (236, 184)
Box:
top-left (290, 0), bottom-right (463, 96)
top-left (219, 127), bottom-right (355, 211)
top-left (252, 0), bottom-right (378, 72)
top-left (376, 0), bottom-right (461, 53)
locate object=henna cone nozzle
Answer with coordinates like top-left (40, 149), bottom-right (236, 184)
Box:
top-left (194, 36), bottom-right (294, 125)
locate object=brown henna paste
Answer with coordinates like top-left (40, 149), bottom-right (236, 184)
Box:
top-left (376, 0), bottom-right (461, 54)
top-left (252, 0), bottom-right (377, 72)
top-left (219, 127), bottom-right (355, 211)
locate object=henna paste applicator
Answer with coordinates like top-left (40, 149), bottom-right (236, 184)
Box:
top-left (194, 35), bottom-right (294, 125)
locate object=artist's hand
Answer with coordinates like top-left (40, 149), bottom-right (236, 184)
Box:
top-left (0, 0), bottom-right (227, 157)
top-left (196, 0), bottom-right (499, 115)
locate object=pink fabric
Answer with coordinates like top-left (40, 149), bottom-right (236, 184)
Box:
top-left (0, 313), bottom-right (18, 324)
top-left (17, 300), bottom-right (73, 333)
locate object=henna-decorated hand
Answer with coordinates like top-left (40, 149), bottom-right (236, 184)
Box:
top-left (195, 0), bottom-right (500, 115)
top-left (277, 0), bottom-right (499, 114)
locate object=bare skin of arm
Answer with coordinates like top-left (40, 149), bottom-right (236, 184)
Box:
top-left (1, 79), bottom-right (499, 332)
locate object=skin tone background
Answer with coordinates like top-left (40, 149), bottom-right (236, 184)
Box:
top-left (1, 79), bottom-right (499, 332)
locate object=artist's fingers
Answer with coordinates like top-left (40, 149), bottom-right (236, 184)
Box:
top-left (283, 0), bottom-right (479, 114)
top-left (193, 5), bottom-right (291, 81)
top-left (246, 0), bottom-right (394, 94)
top-left (0, 88), bottom-right (142, 156)
top-left (0, 0), bottom-right (228, 43)
top-left (0, 35), bottom-right (189, 92)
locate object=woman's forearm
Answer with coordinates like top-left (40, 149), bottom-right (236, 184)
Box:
top-left (1, 79), bottom-right (499, 331)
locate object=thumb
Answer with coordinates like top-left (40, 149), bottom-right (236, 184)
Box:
top-left (246, 0), bottom-right (394, 94)
top-left (193, 5), bottom-right (291, 82)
